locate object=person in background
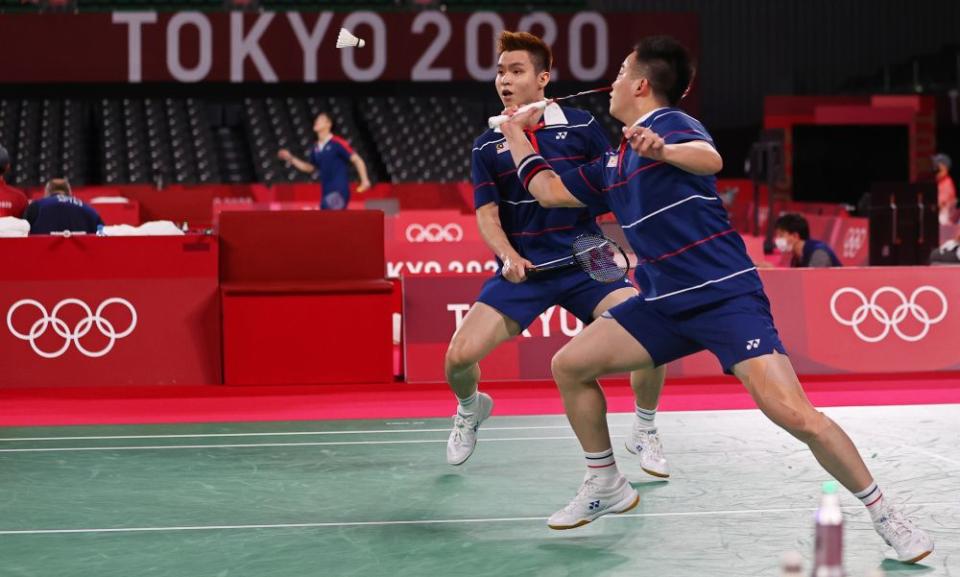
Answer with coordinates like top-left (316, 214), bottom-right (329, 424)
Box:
top-left (24, 178), bottom-right (103, 235)
top-left (278, 112), bottom-right (371, 210)
top-left (772, 213), bottom-right (841, 268)
top-left (934, 153), bottom-right (956, 225)
top-left (0, 145), bottom-right (28, 219)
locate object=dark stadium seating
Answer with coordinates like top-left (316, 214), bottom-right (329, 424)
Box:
top-left (0, 93), bottom-right (620, 188)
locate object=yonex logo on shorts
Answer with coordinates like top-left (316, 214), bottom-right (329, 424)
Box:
top-left (555, 131), bottom-right (568, 140)
top-left (745, 339), bottom-right (760, 350)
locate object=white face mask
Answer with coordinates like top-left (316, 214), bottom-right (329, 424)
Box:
top-left (774, 237), bottom-right (791, 253)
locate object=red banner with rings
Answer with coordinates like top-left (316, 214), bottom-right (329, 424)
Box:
top-left (385, 211), bottom-right (498, 278)
top-left (0, 235), bottom-right (221, 387)
top-left (402, 267), bottom-right (960, 383)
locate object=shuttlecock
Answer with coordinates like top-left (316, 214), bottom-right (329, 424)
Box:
top-left (336, 28), bottom-right (365, 49)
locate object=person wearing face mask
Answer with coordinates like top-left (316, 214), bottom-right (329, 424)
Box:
top-left (772, 213), bottom-right (841, 268)
top-left (933, 153), bottom-right (956, 225)
top-left (443, 30), bottom-right (670, 479)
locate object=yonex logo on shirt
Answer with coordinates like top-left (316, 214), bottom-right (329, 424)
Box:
top-left (556, 131), bottom-right (568, 140)
top-left (746, 339), bottom-right (761, 350)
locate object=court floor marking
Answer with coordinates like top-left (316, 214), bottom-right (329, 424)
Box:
top-left (0, 501), bottom-right (951, 536)
top-left (1, 404), bottom-right (953, 443)
top-left (0, 435), bottom-right (625, 452)
top-left (0, 425), bottom-right (648, 443)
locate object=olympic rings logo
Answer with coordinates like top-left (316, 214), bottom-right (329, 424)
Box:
top-left (829, 286), bottom-right (948, 343)
top-left (405, 223), bottom-right (463, 243)
top-left (6, 298), bottom-right (138, 358)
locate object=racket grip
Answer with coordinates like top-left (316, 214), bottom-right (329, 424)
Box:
top-left (487, 100), bottom-right (549, 129)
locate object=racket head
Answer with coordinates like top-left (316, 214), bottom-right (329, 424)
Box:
top-left (571, 234), bottom-right (630, 283)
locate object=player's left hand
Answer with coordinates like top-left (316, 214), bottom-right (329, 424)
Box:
top-left (357, 179), bottom-right (371, 193)
top-left (623, 125), bottom-right (666, 160)
top-left (500, 105), bottom-right (538, 137)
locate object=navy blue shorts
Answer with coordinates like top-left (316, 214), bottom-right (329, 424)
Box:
top-left (607, 290), bottom-right (787, 374)
top-left (477, 269), bottom-right (635, 329)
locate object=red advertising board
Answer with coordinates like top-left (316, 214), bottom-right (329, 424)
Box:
top-left (384, 210), bottom-right (498, 278)
top-left (0, 11), bottom-right (698, 94)
top-left (0, 235), bottom-right (221, 387)
top-left (403, 267), bottom-right (960, 382)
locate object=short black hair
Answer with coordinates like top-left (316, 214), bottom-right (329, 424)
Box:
top-left (498, 30), bottom-right (553, 74)
top-left (315, 111), bottom-right (334, 129)
top-left (774, 213), bottom-right (810, 240)
top-left (633, 36), bottom-right (695, 107)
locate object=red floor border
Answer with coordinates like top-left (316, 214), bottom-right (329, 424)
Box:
top-left (1, 373), bottom-right (958, 427)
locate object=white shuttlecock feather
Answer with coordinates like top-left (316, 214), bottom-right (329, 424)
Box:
top-left (336, 28), bottom-right (365, 49)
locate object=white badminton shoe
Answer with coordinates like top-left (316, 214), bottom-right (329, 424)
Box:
top-left (624, 419), bottom-right (670, 478)
top-left (547, 473), bottom-right (640, 530)
top-left (445, 393), bottom-right (494, 466)
top-left (872, 504), bottom-right (934, 564)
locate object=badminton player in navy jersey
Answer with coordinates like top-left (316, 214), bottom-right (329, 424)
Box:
top-left (499, 36), bottom-right (933, 562)
top-left (278, 112), bottom-right (371, 210)
top-left (444, 31), bottom-right (670, 478)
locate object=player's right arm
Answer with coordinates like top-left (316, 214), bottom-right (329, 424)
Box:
top-left (472, 140), bottom-right (532, 283)
top-left (500, 110), bottom-right (598, 210)
top-left (277, 149), bottom-right (316, 174)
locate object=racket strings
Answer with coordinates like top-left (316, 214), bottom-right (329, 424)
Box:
top-left (572, 235), bottom-right (628, 283)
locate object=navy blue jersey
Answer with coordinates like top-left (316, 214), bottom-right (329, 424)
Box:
top-left (472, 104), bottom-right (612, 265)
top-left (308, 134), bottom-right (354, 209)
top-left (794, 239), bottom-right (842, 267)
top-left (24, 195), bottom-right (103, 235)
top-left (561, 107), bottom-right (762, 313)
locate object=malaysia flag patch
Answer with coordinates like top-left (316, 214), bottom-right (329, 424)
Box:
top-left (496, 141), bottom-right (509, 154)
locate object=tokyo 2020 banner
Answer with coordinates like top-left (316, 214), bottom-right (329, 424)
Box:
top-left (0, 12), bottom-right (698, 86)
top-left (403, 267), bottom-right (960, 383)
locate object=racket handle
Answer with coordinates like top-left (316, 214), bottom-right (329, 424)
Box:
top-left (487, 100), bottom-right (549, 129)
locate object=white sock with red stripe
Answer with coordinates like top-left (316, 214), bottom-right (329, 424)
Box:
top-left (854, 481), bottom-right (885, 522)
top-left (584, 449), bottom-right (620, 482)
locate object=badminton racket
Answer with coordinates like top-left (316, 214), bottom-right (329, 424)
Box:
top-left (526, 234), bottom-right (630, 284)
top-left (487, 87), bottom-right (612, 129)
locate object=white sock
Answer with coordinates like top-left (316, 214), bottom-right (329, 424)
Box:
top-left (457, 391), bottom-right (479, 415)
top-left (853, 481), bottom-right (885, 522)
top-left (635, 405), bottom-right (656, 429)
top-left (585, 449), bottom-right (620, 482)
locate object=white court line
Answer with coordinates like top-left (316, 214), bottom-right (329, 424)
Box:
top-left (899, 446), bottom-right (960, 468)
top-left (0, 426), bottom-right (578, 442)
top-left (0, 424), bottom-right (734, 443)
top-left (0, 501), bottom-right (952, 536)
top-left (3, 404), bottom-right (956, 443)
top-left (0, 435), bottom-right (615, 453)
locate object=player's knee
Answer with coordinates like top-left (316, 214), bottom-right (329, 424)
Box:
top-left (444, 338), bottom-right (478, 373)
top-left (766, 404), bottom-right (829, 444)
top-left (551, 347), bottom-right (591, 385)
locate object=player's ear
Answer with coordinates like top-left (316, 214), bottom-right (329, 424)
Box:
top-left (633, 77), bottom-right (647, 98)
top-left (538, 70), bottom-right (550, 89)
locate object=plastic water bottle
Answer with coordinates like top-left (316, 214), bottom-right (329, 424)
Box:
top-left (811, 481), bottom-right (845, 577)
